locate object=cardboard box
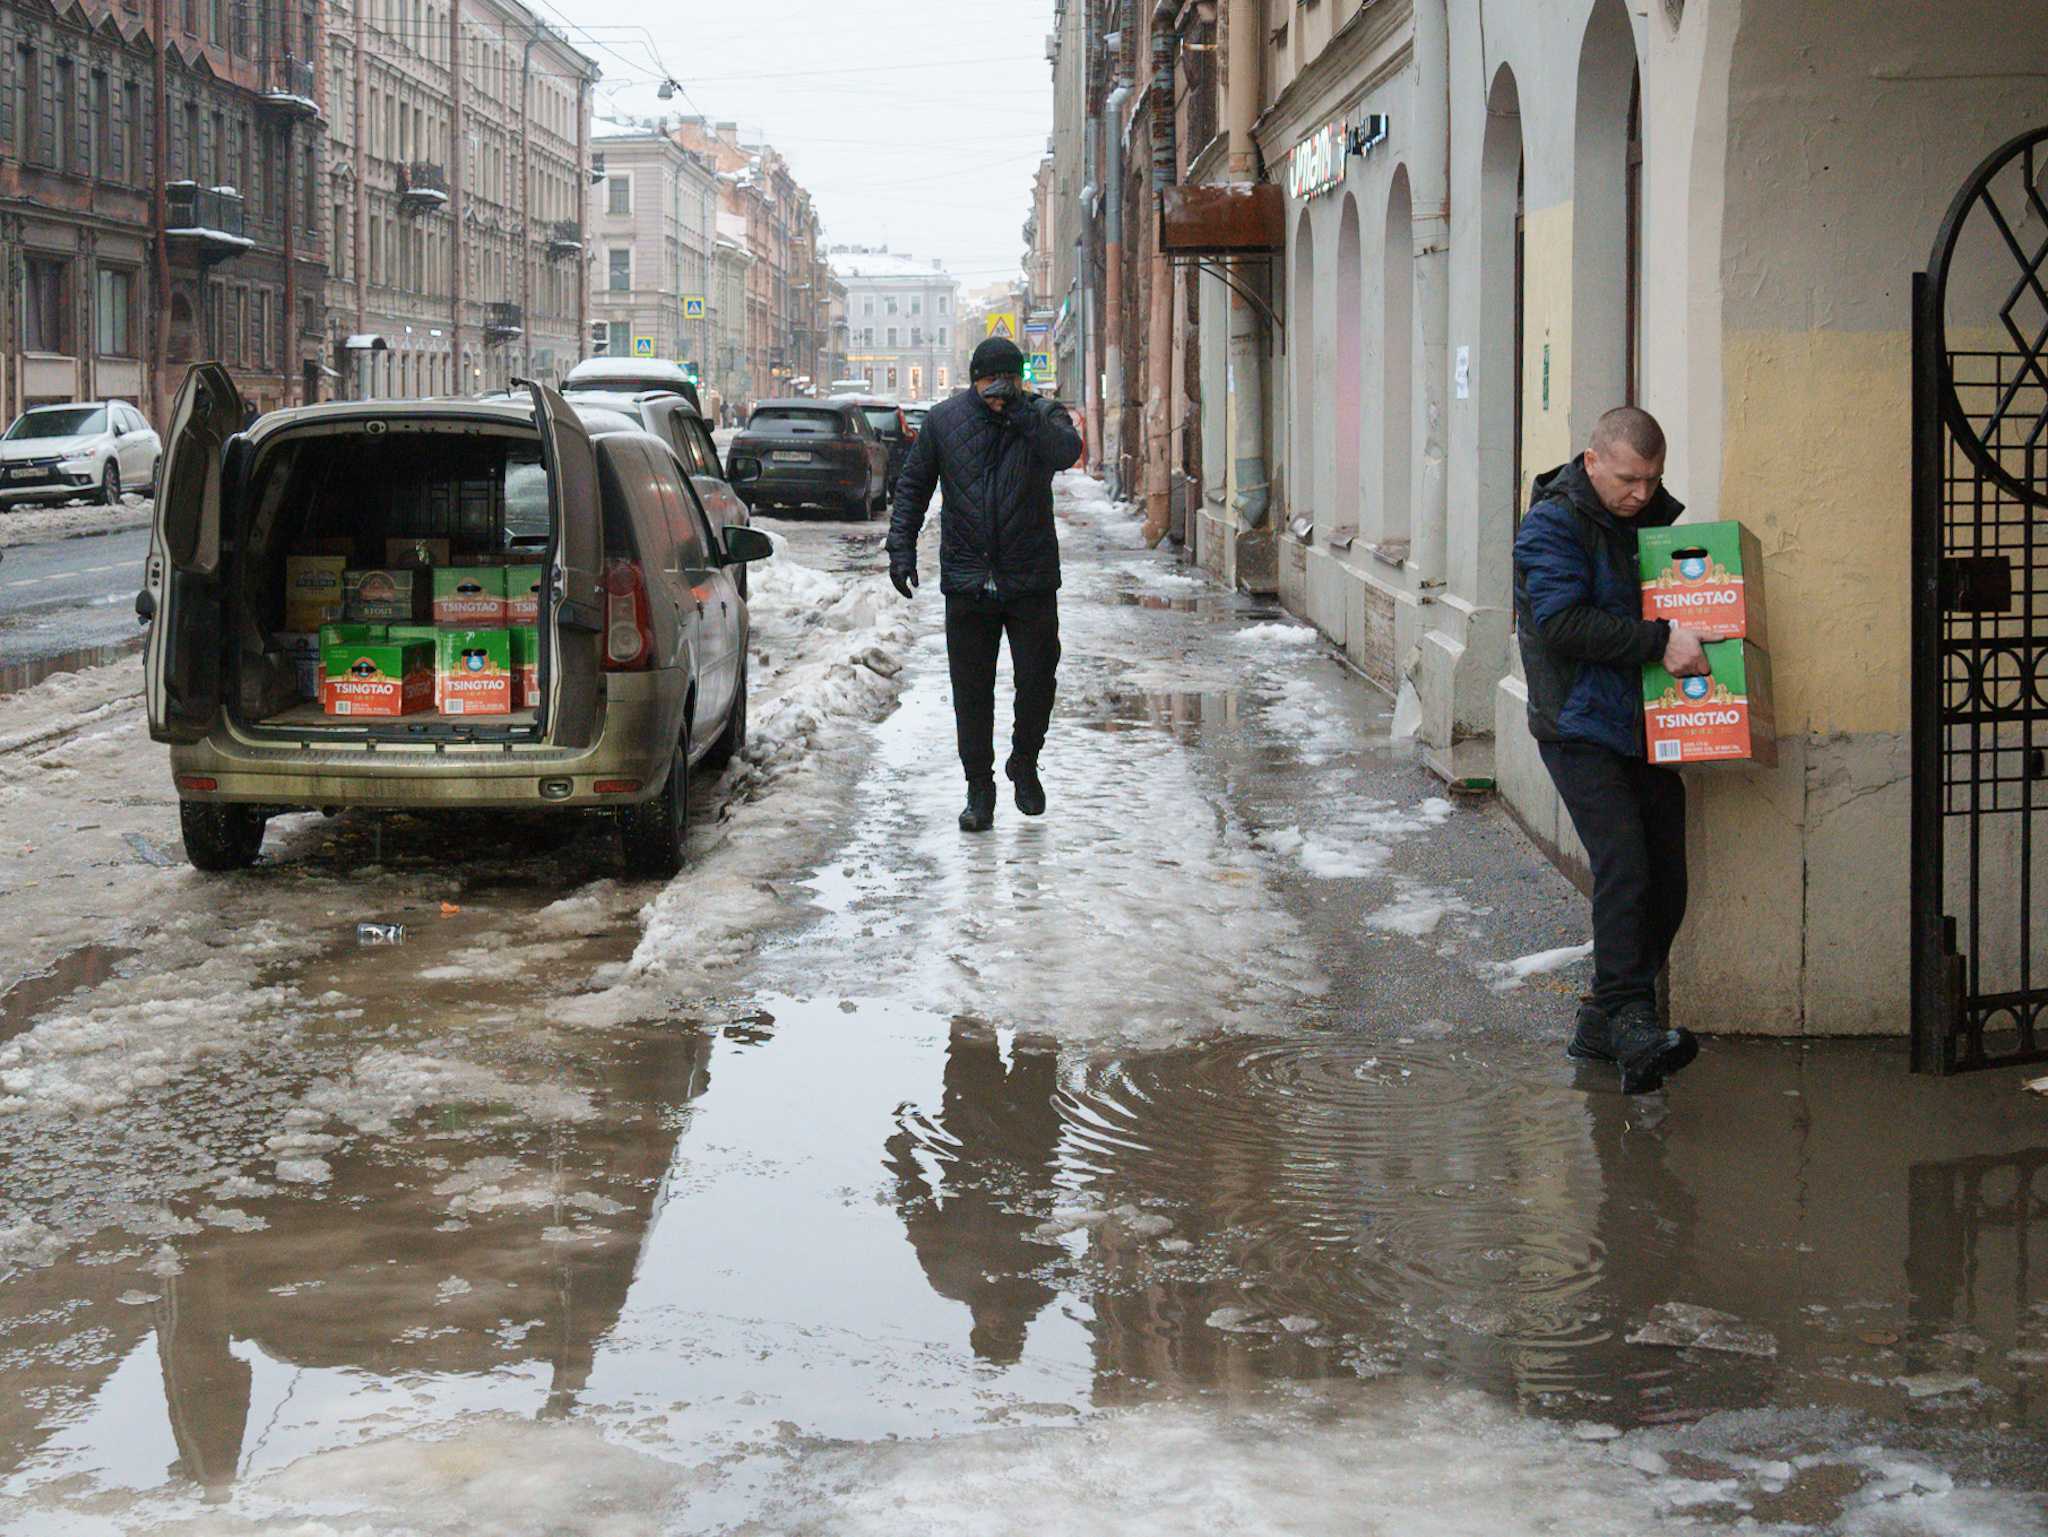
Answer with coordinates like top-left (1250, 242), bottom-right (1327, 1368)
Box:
top-left (1643, 641), bottom-right (1776, 767)
top-left (504, 564), bottom-right (545, 626)
top-left (509, 626), bottom-right (540, 709)
top-left (284, 555), bottom-right (348, 631)
top-left (433, 628), bottom-right (513, 716)
top-left (320, 638), bottom-right (433, 717)
top-left (275, 632), bottom-right (321, 700)
top-left (1638, 521), bottom-right (1767, 644)
top-left (386, 536), bottom-right (452, 568)
top-left (433, 565), bottom-right (507, 627)
top-left (344, 568), bottom-right (429, 622)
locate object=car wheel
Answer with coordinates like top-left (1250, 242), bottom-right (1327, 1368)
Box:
top-left (842, 493), bottom-right (867, 520)
top-left (618, 721), bottom-right (691, 878)
top-left (100, 462), bottom-right (121, 506)
top-left (703, 655), bottom-right (748, 771)
top-left (180, 801), bottom-right (265, 872)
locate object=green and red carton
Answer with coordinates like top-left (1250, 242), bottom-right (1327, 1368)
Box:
top-left (510, 627), bottom-right (540, 708)
top-left (433, 566), bottom-right (508, 627)
top-left (433, 629), bottom-right (514, 716)
top-left (1637, 520), bottom-right (1774, 767)
top-left (319, 632), bottom-right (433, 717)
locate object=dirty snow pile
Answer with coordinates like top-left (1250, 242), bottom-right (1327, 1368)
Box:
top-left (0, 495), bottom-right (152, 548)
top-left (1484, 941), bottom-right (1596, 994)
top-left (1054, 468), bottom-right (1146, 547)
top-left (555, 531), bottom-right (917, 1027)
top-left (1235, 620), bottom-right (1321, 648)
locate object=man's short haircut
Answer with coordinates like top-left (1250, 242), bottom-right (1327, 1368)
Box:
top-left (1589, 406), bottom-right (1665, 460)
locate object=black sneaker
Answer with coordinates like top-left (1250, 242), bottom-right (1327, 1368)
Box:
top-left (959, 780), bottom-right (996, 832)
top-left (1007, 758), bottom-right (1046, 817)
top-left (1565, 1002), bottom-right (1612, 1062)
top-left (1609, 1002), bottom-right (1699, 1095)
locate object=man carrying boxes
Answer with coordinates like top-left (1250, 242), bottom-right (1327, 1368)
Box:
top-left (1512, 407), bottom-right (1715, 1095)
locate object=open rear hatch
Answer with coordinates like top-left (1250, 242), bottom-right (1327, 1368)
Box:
top-left (224, 383), bottom-right (602, 748)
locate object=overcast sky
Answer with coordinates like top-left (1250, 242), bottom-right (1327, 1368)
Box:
top-left (547, 0), bottom-right (1057, 288)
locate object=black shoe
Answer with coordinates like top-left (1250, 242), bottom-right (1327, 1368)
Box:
top-left (959, 780), bottom-right (995, 832)
top-left (1609, 1003), bottom-right (1699, 1095)
top-left (1566, 1002), bottom-right (1612, 1062)
top-left (1007, 758), bottom-right (1046, 817)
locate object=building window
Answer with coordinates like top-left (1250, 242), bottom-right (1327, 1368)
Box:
top-left (55, 59), bottom-right (75, 174)
top-left (124, 82), bottom-right (141, 185)
top-left (886, 365), bottom-right (897, 391)
top-left (937, 326), bottom-right (947, 347)
top-left (885, 296), bottom-right (897, 315)
top-left (937, 296), bottom-right (949, 316)
top-left (608, 248), bottom-right (630, 291)
top-left (910, 297), bottom-right (921, 315)
top-left (24, 257), bottom-right (71, 354)
top-left (862, 297), bottom-right (873, 317)
top-left (95, 268), bottom-right (133, 355)
top-left (91, 70), bottom-right (109, 180)
top-left (910, 327), bottom-right (922, 347)
top-left (607, 174), bottom-right (630, 216)
top-left (251, 290), bottom-right (267, 370)
top-left (606, 320), bottom-right (630, 355)
top-left (886, 327), bottom-right (897, 347)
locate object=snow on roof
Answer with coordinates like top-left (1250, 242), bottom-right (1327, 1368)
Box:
top-left (592, 115), bottom-right (655, 141)
top-left (829, 248), bottom-right (952, 281)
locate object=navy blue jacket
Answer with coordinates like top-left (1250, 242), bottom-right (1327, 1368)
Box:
top-left (888, 389), bottom-right (1082, 598)
top-left (1511, 456), bottom-right (1680, 759)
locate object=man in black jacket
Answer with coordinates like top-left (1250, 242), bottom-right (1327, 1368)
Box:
top-left (1512, 406), bottom-right (1710, 1094)
top-left (889, 336), bottom-right (1084, 832)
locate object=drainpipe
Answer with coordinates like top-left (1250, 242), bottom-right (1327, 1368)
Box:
top-left (575, 73), bottom-right (590, 363)
top-left (353, 0), bottom-right (366, 386)
top-left (1225, 0), bottom-right (1268, 534)
top-left (1410, 0), bottom-right (1451, 589)
top-left (1142, 0), bottom-right (1177, 546)
top-left (519, 25), bottom-right (540, 382)
top-left (1102, 73), bottom-right (1133, 498)
top-left (448, 0), bottom-right (463, 390)
top-left (150, 0), bottom-right (168, 425)
top-left (283, 120), bottom-right (298, 404)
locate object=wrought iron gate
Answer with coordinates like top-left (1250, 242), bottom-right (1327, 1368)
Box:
top-left (1912, 126), bottom-right (2048, 1074)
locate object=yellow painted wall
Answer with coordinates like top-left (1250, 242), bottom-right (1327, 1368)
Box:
top-left (1718, 329), bottom-right (1911, 737)
top-left (1519, 202), bottom-right (1576, 499)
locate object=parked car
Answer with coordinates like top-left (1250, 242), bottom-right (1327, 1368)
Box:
top-left (140, 364), bottom-right (774, 878)
top-left (833, 397), bottom-right (912, 497)
top-left (725, 398), bottom-right (889, 518)
top-left (560, 390), bottom-right (755, 595)
top-left (562, 357), bottom-right (702, 413)
top-left (901, 401), bottom-right (933, 440)
top-left (0, 401), bottom-right (161, 506)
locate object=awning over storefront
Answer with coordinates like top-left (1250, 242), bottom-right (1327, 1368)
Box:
top-left (1160, 184), bottom-right (1285, 256)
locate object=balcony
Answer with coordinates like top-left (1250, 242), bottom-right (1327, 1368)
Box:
top-left (258, 56), bottom-right (321, 121)
top-left (397, 161), bottom-right (448, 215)
top-left (547, 220), bottom-right (582, 260)
top-left (483, 302), bottom-right (522, 343)
top-left (163, 183), bottom-right (254, 264)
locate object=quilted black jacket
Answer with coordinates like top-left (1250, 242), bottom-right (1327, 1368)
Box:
top-left (887, 389), bottom-right (1083, 598)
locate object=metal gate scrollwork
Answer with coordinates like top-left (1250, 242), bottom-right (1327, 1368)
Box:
top-left (1912, 125), bottom-right (2048, 1073)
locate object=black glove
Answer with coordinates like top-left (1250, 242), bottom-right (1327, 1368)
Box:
top-left (890, 564), bottom-right (919, 600)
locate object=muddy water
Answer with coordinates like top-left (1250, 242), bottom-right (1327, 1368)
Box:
top-left (2, 512), bottom-right (2046, 1531)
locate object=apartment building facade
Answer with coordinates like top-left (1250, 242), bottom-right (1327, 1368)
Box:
top-left (322, 0), bottom-right (593, 400)
top-left (831, 246), bottom-right (958, 402)
top-left (586, 117), bottom-right (716, 372)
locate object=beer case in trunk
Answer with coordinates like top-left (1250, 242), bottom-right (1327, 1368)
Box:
top-left (319, 638), bottom-right (433, 717)
top-left (432, 566), bottom-right (508, 627)
top-left (509, 626), bottom-right (540, 709)
top-left (343, 568), bottom-right (430, 623)
top-left (284, 556), bottom-right (347, 631)
top-left (1637, 521), bottom-right (1767, 644)
top-left (504, 565), bottom-right (544, 626)
top-left (434, 628), bottom-right (513, 716)
top-left (1643, 640), bottom-right (1777, 767)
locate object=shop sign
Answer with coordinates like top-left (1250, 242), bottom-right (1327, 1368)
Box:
top-left (1286, 112), bottom-right (1390, 201)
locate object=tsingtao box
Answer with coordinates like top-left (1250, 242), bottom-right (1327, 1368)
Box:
top-left (1643, 641), bottom-right (1777, 767)
top-left (319, 638), bottom-right (433, 717)
top-left (1638, 522), bottom-right (1767, 644)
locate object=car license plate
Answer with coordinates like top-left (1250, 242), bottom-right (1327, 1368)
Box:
top-left (770, 451), bottom-right (811, 463)
top-left (6, 468), bottom-right (38, 481)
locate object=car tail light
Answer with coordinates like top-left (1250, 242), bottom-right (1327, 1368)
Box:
top-left (176, 775), bottom-right (218, 793)
top-left (896, 409), bottom-right (907, 439)
top-left (603, 559), bottom-right (654, 671)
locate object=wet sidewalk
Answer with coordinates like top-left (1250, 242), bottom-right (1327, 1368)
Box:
top-left (0, 477), bottom-right (2044, 1533)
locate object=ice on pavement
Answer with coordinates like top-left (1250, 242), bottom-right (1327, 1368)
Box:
top-left (1486, 941), bottom-right (1596, 993)
top-left (1233, 619), bottom-right (1321, 647)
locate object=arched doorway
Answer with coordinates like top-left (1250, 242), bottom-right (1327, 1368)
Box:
top-left (1479, 63), bottom-right (1525, 596)
top-left (1572, 0), bottom-right (1642, 438)
top-left (1382, 166), bottom-right (1414, 548)
top-left (1334, 195), bottom-right (1363, 537)
top-left (1292, 206), bottom-right (1316, 525)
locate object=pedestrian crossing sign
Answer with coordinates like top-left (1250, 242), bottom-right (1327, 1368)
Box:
top-left (683, 296), bottom-right (706, 320)
top-left (985, 312), bottom-right (1018, 340)
top-left (631, 336), bottom-right (655, 357)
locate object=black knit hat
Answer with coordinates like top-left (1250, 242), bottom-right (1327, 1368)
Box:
top-left (970, 335), bottom-right (1025, 380)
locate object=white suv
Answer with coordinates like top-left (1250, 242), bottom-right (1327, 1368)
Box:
top-left (0, 401), bottom-right (161, 506)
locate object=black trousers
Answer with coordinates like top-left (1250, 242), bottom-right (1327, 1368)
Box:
top-left (945, 590), bottom-right (1060, 782)
top-left (1538, 739), bottom-right (1688, 1018)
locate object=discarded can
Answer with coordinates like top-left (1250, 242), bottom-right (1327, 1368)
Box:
top-left (355, 922), bottom-right (406, 946)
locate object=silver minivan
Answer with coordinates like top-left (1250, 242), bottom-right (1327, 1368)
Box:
top-left (141, 365), bottom-right (772, 877)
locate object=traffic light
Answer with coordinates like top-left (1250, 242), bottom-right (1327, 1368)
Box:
top-left (589, 321), bottom-right (609, 356)
top-left (680, 360), bottom-right (700, 384)
top-left (1021, 357), bottom-right (1036, 384)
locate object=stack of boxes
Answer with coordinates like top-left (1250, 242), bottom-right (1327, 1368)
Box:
top-left (278, 543), bottom-right (545, 720)
top-left (1638, 522), bottom-right (1775, 766)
